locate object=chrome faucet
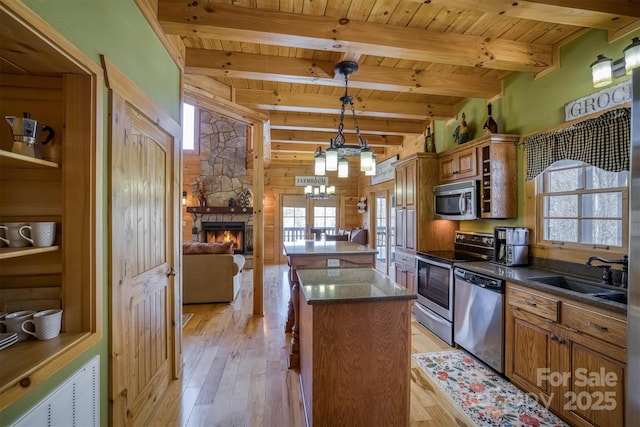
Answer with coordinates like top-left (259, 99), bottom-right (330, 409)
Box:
top-left (586, 255), bottom-right (628, 288)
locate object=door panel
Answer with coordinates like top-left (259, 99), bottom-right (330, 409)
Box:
top-left (111, 98), bottom-right (174, 426)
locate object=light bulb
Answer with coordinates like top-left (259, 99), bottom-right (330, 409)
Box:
top-left (360, 145), bottom-right (373, 171)
top-left (314, 148), bottom-right (326, 176)
top-left (590, 54), bottom-right (612, 88)
top-left (624, 37), bottom-right (640, 75)
top-left (325, 142), bottom-right (338, 171)
top-left (338, 157), bottom-right (349, 178)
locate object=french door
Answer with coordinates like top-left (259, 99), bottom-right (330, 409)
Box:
top-left (374, 190), bottom-right (394, 276)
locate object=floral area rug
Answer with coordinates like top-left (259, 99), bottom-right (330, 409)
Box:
top-left (412, 350), bottom-right (567, 427)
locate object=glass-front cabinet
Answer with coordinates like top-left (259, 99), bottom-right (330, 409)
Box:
top-left (0, 2), bottom-right (102, 409)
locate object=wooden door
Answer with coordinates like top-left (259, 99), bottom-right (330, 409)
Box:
top-left (110, 93), bottom-right (178, 425)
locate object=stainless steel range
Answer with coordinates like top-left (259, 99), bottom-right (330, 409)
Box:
top-left (414, 231), bottom-right (494, 345)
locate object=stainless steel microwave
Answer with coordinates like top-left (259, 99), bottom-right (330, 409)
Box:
top-left (433, 180), bottom-right (479, 220)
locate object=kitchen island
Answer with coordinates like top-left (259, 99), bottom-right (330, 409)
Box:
top-left (296, 268), bottom-right (416, 427)
top-left (283, 240), bottom-right (377, 367)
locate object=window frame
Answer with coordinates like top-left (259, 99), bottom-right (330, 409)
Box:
top-left (532, 162), bottom-right (629, 257)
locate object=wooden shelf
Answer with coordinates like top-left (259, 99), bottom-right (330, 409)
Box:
top-left (0, 246), bottom-right (60, 260)
top-left (187, 206), bottom-right (253, 214)
top-left (0, 332), bottom-right (90, 395)
top-left (0, 150), bottom-right (59, 169)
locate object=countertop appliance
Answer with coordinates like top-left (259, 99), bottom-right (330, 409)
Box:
top-left (415, 231), bottom-right (494, 345)
top-left (433, 180), bottom-right (479, 220)
top-left (454, 267), bottom-right (506, 373)
top-left (493, 227), bottom-right (529, 266)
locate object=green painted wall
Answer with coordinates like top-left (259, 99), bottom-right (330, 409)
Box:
top-left (433, 28), bottom-right (640, 234)
top-left (0, 1), bottom-right (180, 425)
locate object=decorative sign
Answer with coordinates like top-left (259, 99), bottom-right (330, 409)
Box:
top-left (295, 176), bottom-right (328, 186)
top-left (565, 79), bottom-right (632, 121)
top-left (370, 155), bottom-right (399, 185)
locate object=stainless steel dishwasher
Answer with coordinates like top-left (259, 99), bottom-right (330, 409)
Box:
top-left (453, 267), bottom-right (505, 373)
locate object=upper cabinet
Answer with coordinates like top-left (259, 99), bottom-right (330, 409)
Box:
top-left (438, 134), bottom-right (519, 219)
top-left (0, 2), bottom-right (102, 409)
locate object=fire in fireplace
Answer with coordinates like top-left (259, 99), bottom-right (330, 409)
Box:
top-left (202, 221), bottom-right (246, 254)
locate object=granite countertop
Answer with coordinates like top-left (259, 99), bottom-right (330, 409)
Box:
top-left (456, 261), bottom-right (627, 314)
top-left (297, 268), bottom-right (417, 305)
top-left (283, 240), bottom-right (378, 256)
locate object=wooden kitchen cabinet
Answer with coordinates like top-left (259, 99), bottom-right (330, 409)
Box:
top-left (438, 134), bottom-right (519, 218)
top-left (439, 145), bottom-right (476, 182)
top-left (394, 250), bottom-right (416, 293)
top-left (505, 283), bottom-right (626, 427)
top-left (393, 153), bottom-right (456, 257)
top-left (0, 2), bottom-right (102, 409)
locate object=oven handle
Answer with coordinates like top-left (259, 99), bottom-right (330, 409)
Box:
top-left (459, 193), bottom-right (465, 215)
top-left (416, 256), bottom-right (452, 270)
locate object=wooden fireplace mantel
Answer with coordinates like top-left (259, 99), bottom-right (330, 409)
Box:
top-left (186, 206), bottom-right (253, 214)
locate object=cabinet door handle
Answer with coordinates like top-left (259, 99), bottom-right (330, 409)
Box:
top-left (588, 321), bottom-right (608, 331)
top-left (524, 300), bottom-right (537, 307)
top-left (166, 267), bottom-right (176, 277)
top-left (550, 334), bottom-right (558, 341)
top-left (558, 337), bottom-right (567, 344)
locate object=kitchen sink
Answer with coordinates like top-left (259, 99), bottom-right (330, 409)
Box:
top-left (528, 276), bottom-right (627, 304)
top-left (590, 292), bottom-right (628, 304)
top-left (528, 276), bottom-right (609, 293)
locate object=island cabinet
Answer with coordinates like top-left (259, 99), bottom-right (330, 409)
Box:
top-left (296, 268), bottom-right (415, 427)
top-left (393, 153), bottom-right (457, 289)
top-left (505, 283), bottom-right (626, 427)
top-left (0, 2), bottom-right (101, 410)
top-left (438, 134), bottom-right (519, 218)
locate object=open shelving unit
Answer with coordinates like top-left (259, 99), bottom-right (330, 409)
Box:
top-left (0, 2), bottom-right (102, 410)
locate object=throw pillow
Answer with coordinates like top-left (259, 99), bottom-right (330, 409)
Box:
top-left (183, 241), bottom-right (234, 255)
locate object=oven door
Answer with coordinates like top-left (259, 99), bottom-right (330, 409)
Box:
top-left (416, 256), bottom-right (454, 321)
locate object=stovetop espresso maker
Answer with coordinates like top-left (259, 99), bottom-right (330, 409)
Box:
top-left (5, 112), bottom-right (55, 157)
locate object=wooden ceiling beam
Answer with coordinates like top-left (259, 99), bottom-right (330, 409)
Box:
top-left (270, 142), bottom-right (385, 155)
top-left (270, 129), bottom-right (403, 147)
top-left (269, 112), bottom-right (427, 135)
top-left (158, 1), bottom-right (552, 72)
top-left (408, 0), bottom-right (640, 29)
top-left (185, 49), bottom-right (502, 99)
top-left (235, 89), bottom-right (455, 120)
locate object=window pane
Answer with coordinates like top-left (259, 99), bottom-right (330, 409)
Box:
top-left (182, 103), bottom-right (195, 150)
top-left (547, 167), bottom-right (581, 192)
top-left (283, 207), bottom-right (294, 216)
top-left (545, 195), bottom-right (577, 217)
top-left (545, 219), bottom-right (578, 242)
top-left (581, 193), bottom-right (622, 218)
top-left (585, 168), bottom-right (628, 189)
top-left (581, 220), bottom-right (622, 246)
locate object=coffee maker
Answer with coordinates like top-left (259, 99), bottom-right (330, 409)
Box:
top-left (493, 227), bottom-right (529, 266)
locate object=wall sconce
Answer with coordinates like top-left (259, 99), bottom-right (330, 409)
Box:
top-left (591, 37), bottom-right (640, 88)
top-left (357, 196), bottom-right (367, 214)
top-left (182, 191), bottom-right (187, 206)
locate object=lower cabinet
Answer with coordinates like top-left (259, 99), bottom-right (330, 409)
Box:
top-left (505, 283), bottom-right (626, 427)
top-left (394, 250), bottom-right (415, 294)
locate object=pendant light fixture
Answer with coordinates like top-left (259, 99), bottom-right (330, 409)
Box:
top-left (315, 61), bottom-right (373, 178)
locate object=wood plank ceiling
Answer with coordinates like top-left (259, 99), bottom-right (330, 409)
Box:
top-left (155, 0), bottom-right (640, 157)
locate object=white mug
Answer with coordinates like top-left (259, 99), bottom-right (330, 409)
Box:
top-left (19, 222), bottom-right (56, 247)
top-left (21, 309), bottom-right (63, 340)
top-left (0, 310), bottom-right (35, 341)
top-left (0, 222), bottom-right (30, 248)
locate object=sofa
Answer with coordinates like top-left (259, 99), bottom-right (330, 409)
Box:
top-left (182, 242), bottom-right (245, 304)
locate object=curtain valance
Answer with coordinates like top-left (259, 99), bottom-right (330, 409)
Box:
top-left (524, 108), bottom-right (630, 181)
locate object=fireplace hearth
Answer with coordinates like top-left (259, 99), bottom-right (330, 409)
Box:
top-left (202, 221), bottom-right (246, 254)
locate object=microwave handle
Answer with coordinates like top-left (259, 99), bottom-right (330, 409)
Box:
top-left (459, 193), bottom-right (465, 214)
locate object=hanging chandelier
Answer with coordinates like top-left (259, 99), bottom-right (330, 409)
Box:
top-left (304, 184), bottom-right (336, 200)
top-left (314, 61), bottom-right (375, 178)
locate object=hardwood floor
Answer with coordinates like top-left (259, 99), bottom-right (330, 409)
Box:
top-left (146, 265), bottom-right (473, 426)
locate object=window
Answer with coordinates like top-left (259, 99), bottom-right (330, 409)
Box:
top-left (313, 205), bottom-right (337, 235)
top-left (282, 205), bottom-right (306, 243)
top-left (376, 196), bottom-right (387, 263)
top-left (538, 160), bottom-right (628, 248)
top-left (182, 102), bottom-right (196, 151)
